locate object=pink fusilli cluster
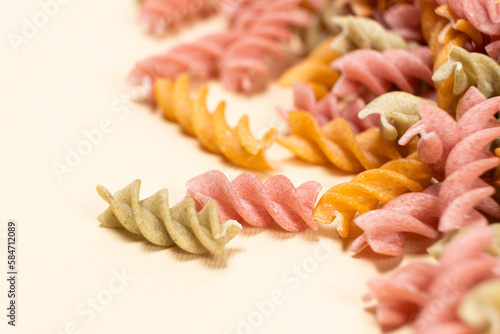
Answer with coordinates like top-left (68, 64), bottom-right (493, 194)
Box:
top-left (351, 88), bottom-right (500, 256)
top-left (129, 0), bottom-right (310, 93)
top-left (185, 170), bottom-right (322, 232)
top-left (365, 226), bottom-right (500, 333)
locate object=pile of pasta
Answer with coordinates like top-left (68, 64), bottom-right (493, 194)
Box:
top-left (101, 0), bottom-right (500, 332)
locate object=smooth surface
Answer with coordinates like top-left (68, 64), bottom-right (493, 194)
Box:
top-left (1, 1), bottom-right (427, 333)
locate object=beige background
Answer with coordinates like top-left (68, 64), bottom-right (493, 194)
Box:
top-left (1, 1), bottom-right (427, 333)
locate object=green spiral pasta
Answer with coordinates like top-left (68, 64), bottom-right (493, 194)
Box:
top-left (97, 180), bottom-right (242, 257)
top-left (433, 45), bottom-right (500, 99)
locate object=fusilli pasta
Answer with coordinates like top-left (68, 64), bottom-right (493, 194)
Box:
top-left (97, 179), bottom-right (242, 257)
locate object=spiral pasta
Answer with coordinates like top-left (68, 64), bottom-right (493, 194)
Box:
top-left (154, 74), bottom-right (277, 170)
top-left (328, 15), bottom-right (409, 55)
top-left (365, 226), bottom-right (500, 332)
top-left (433, 45), bottom-right (500, 98)
top-left (381, 2), bottom-right (423, 42)
top-left (330, 46), bottom-right (434, 99)
top-left (400, 87), bottom-right (500, 175)
top-left (130, 0), bottom-right (310, 92)
top-left (278, 37), bottom-right (340, 98)
top-left (420, 0), bottom-right (483, 115)
top-left (277, 111), bottom-right (401, 173)
top-left (277, 83), bottom-right (374, 133)
top-left (129, 32), bottom-right (240, 86)
top-left (358, 92), bottom-right (436, 141)
top-left (354, 91), bottom-right (500, 254)
top-left (219, 0), bottom-right (311, 92)
top-left (96, 179), bottom-right (242, 257)
top-left (186, 170), bottom-right (322, 232)
top-left (435, 0), bottom-right (500, 36)
top-left (139, 0), bottom-right (218, 35)
top-left (314, 153), bottom-right (433, 238)
top-left (352, 152), bottom-right (500, 256)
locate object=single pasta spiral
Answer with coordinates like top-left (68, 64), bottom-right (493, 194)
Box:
top-left (330, 46), bottom-right (434, 99)
top-left (328, 15), bottom-right (410, 55)
top-left (186, 170), bottom-right (322, 232)
top-left (154, 73), bottom-right (277, 170)
top-left (358, 91), bottom-right (436, 141)
top-left (433, 45), bottom-right (500, 99)
top-left (96, 179), bottom-right (242, 257)
top-left (129, 32), bottom-right (240, 87)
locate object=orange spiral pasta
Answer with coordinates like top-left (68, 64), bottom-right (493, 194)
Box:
top-left (154, 73), bottom-right (277, 170)
top-left (420, 0), bottom-right (483, 116)
top-left (314, 153), bottom-right (433, 238)
top-left (277, 111), bottom-right (401, 173)
top-left (278, 37), bottom-right (340, 99)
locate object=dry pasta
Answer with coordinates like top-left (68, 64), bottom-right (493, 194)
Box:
top-left (314, 153), bottom-right (433, 238)
top-left (154, 74), bottom-right (277, 170)
top-left (277, 111), bottom-right (401, 173)
top-left (97, 180), bottom-right (242, 257)
top-left (186, 170), bottom-right (322, 232)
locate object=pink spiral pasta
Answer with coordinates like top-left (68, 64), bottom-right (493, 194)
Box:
top-left (365, 226), bottom-right (500, 332)
top-left (128, 32), bottom-right (240, 87)
top-left (219, 0), bottom-right (310, 92)
top-left (435, 0), bottom-right (500, 36)
top-left (186, 170), bottom-right (322, 232)
top-left (330, 46), bottom-right (433, 99)
top-left (381, 2), bottom-right (423, 42)
top-left (139, 0), bottom-right (218, 35)
top-left (352, 149), bottom-right (500, 256)
top-left (277, 83), bottom-right (379, 133)
top-left (129, 0), bottom-right (310, 92)
top-left (400, 87), bottom-right (500, 175)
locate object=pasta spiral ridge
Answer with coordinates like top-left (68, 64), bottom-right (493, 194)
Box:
top-left (420, 0), bottom-right (483, 115)
top-left (278, 37), bottom-right (340, 98)
top-left (139, 0), bottom-right (218, 36)
top-left (399, 87), bottom-right (500, 175)
top-left (381, 2), bottom-right (423, 42)
top-left (365, 226), bottom-right (500, 332)
top-left (186, 170), bottom-right (322, 232)
top-left (129, 32), bottom-right (240, 87)
top-left (435, 0), bottom-right (500, 36)
top-left (154, 74), bottom-right (277, 170)
top-left (358, 91), bottom-right (436, 141)
top-left (314, 153), bottom-right (433, 238)
top-left (96, 179), bottom-right (242, 257)
top-left (330, 46), bottom-right (434, 98)
top-left (328, 15), bottom-right (410, 55)
top-left (433, 45), bottom-right (500, 99)
top-left (277, 111), bottom-right (402, 173)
